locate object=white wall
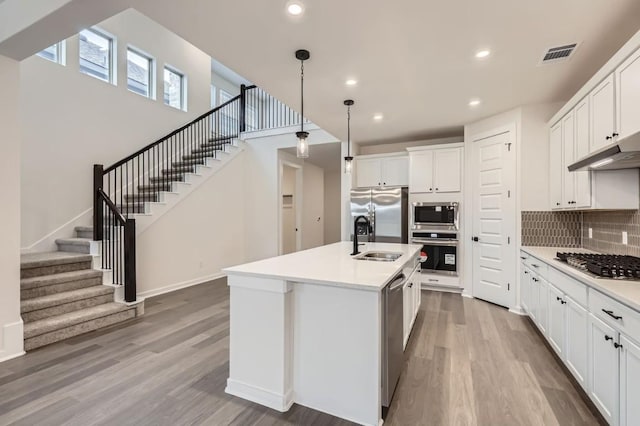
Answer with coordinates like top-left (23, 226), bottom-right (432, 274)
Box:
top-left (20, 9), bottom-right (213, 251)
top-left (211, 71), bottom-right (240, 105)
top-left (242, 125), bottom-right (340, 261)
top-left (282, 165), bottom-right (297, 254)
top-left (136, 151), bottom-right (246, 297)
top-left (324, 170), bottom-right (342, 244)
top-left (302, 162), bottom-right (324, 249)
top-left (0, 55), bottom-right (24, 361)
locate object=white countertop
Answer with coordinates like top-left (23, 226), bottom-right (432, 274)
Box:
top-left (521, 246), bottom-right (640, 312)
top-left (223, 242), bottom-right (423, 291)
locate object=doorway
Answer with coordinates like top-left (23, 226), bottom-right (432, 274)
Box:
top-left (470, 127), bottom-right (517, 308)
top-left (280, 163), bottom-right (302, 255)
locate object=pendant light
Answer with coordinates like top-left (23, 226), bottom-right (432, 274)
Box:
top-left (295, 49), bottom-right (310, 158)
top-left (344, 99), bottom-right (354, 174)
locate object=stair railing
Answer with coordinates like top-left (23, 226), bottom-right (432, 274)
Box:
top-left (92, 84), bottom-right (306, 302)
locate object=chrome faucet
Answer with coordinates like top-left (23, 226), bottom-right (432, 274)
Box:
top-left (352, 215), bottom-right (371, 256)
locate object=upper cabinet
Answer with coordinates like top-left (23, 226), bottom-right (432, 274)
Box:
top-left (590, 75), bottom-right (617, 152)
top-left (616, 47), bottom-right (640, 140)
top-left (549, 122), bottom-right (563, 209)
top-left (408, 145), bottom-right (463, 194)
top-left (354, 155), bottom-right (408, 188)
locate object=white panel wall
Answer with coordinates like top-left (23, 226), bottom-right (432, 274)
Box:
top-left (136, 151), bottom-right (246, 297)
top-left (0, 55), bottom-right (24, 361)
top-left (20, 9), bottom-right (212, 251)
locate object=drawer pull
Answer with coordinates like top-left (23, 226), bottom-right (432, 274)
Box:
top-left (561, 300), bottom-right (567, 305)
top-left (605, 335), bottom-right (613, 341)
top-left (524, 271), bottom-right (529, 274)
top-left (428, 279), bottom-right (439, 282)
top-left (602, 309), bottom-right (622, 320)
top-left (614, 342), bottom-right (624, 349)
top-left (556, 296), bottom-right (562, 301)
top-left (531, 264), bottom-right (539, 268)
top-left (408, 283), bottom-right (413, 288)
top-left (532, 277), bottom-right (539, 282)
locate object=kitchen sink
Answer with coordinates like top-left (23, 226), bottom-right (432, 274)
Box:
top-left (354, 251), bottom-right (403, 262)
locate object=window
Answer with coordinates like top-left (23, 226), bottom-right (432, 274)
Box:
top-left (164, 66), bottom-right (185, 110)
top-left (210, 85), bottom-right (217, 108)
top-left (220, 89), bottom-right (232, 104)
top-left (127, 48), bottom-right (154, 98)
top-left (79, 28), bottom-right (115, 83)
top-left (37, 42), bottom-right (65, 65)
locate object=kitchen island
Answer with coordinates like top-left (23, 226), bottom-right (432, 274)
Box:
top-left (223, 241), bottom-right (422, 426)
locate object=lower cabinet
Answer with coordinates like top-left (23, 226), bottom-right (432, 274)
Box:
top-left (548, 284), bottom-right (566, 356)
top-left (537, 277), bottom-right (550, 335)
top-left (520, 267), bottom-right (531, 313)
top-left (620, 335), bottom-right (640, 426)
top-left (403, 269), bottom-right (421, 350)
top-left (589, 314), bottom-right (619, 425)
top-left (565, 296), bottom-right (589, 388)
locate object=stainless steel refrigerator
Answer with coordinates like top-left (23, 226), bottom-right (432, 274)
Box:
top-left (350, 187), bottom-right (408, 243)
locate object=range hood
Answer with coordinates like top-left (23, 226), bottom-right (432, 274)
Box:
top-left (568, 130), bottom-right (640, 171)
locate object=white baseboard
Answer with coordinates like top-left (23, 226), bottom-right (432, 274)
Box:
top-left (137, 273), bottom-right (225, 299)
top-left (225, 378), bottom-right (293, 412)
top-left (421, 284), bottom-right (463, 294)
top-left (0, 319), bottom-right (24, 363)
top-left (461, 292), bottom-right (474, 299)
top-left (509, 306), bottom-right (527, 316)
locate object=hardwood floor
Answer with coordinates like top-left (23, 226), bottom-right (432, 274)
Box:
top-left (0, 280), bottom-right (603, 426)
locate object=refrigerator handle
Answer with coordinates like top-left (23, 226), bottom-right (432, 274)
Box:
top-left (369, 206), bottom-right (376, 241)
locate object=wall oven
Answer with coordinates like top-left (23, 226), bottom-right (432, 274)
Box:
top-left (411, 231), bottom-right (458, 276)
top-left (412, 202), bottom-right (458, 230)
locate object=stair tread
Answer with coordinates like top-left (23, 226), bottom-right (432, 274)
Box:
top-left (21, 252), bottom-right (93, 270)
top-left (55, 238), bottom-right (92, 246)
top-left (21, 286), bottom-right (113, 313)
top-left (21, 269), bottom-right (102, 288)
top-left (24, 302), bottom-right (132, 338)
top-left (75, 226), bottom-right (93, 232)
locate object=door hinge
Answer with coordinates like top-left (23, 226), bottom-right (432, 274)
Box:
top-left (508, 190), bottom-right (511, 198)
top-left (508, 283), bottom-right (511, 291)
top-left (508, 236), bottom-right (511, 244)
top-left (505, 142), bottom-right (512, 152)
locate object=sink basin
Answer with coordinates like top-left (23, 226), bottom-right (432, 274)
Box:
top-left (354, 251), bottom-right (403, 262)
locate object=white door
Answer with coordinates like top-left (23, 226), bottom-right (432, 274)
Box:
top-left (433, 148), bottom-right (461, 192)
top-left (381, 156), bottom-right (409, 187)
top-left (520, 266), bottom-right (530, 313)
top-left (355, 158), bottom-right (381, 188)
top-left (550, 122), bottom-right (563, 209)
top-left (574, 99), bottom-right (592, 208)
top-left (301, 163), bottom-right (324, 250)
top-left (562, 112), bottom-right (576, 208)
top-left (590, 74), bottom-right (616, 152)
top-left (565, 296), bottom-right (589, 389)
top-left (589, 313), bottom-right (619, 425)
top-left (547, 284), bottom-right (565, 356)
top-left (616, 47), bottom-right (640, 140)
top-left (409, 151), bottom-right (433, 193)
top-left (620, 335), bottom-right (640, 426)
top-left (537, 276), bottom-right (549, 335)
top-left (471, 130), bottom-right (516, 308)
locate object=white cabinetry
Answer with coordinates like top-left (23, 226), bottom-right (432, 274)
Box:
top-left (550, 123), bottom-right (563, 209)
top-left (574, 98), bottom-right (592, 208)
top-left (408, 145), bottom-right (462, 194)
top-left (565, 296), bottom-right (589, 388)
top-left (589, 314), bottom-right (619, 425)
top-left (548, 284), bottom-right (565, 355)
top-left (616, 48), bottom-right (640, 140)
top-left (355, 155), bottom-right (408, 188)
top-left (620, 335), bottom-right (640, 426)
top-left (403, 263), bottom-right (421, 350)
top-left (562, 112), bottom-right (576, 208)
top-left (590, 74), bottom-right (617, 152)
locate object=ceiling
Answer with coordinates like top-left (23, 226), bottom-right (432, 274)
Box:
top-left (135, 0), bottom-right (640, 145)
top-left (282, 143), bottom-right (342, 173)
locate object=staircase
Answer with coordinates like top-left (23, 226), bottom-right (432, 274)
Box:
top-left (20, 247), bottom-right (142, 351)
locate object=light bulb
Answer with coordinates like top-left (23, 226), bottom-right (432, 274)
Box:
top-left (297, 136), bottom-right (309, 158)
top-left (344, 157), bottom-right (353, 174)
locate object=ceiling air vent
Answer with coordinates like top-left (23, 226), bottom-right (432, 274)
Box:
top-left (539, 43), bottom-right (579, 65)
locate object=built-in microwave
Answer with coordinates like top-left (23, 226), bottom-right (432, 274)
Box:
top-left (412, 202), bottom-right (458, 230)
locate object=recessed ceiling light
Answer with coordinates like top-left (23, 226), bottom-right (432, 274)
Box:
top-left (373, 114), bottom-right (384, 121)
top-left (469, 99), bottom-right (481, 107)
top-left (345, 79), bottom-right (358, 86)
top-left (475, 49), bottom-right (491, 59)
top-left (287, 2), bottom-right (304, 16)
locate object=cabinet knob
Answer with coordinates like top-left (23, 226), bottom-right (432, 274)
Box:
top-left (383, 182), bottom-right (386, 185)
top-left (556, 296), bottom-right (562, 301)
top-left (614, 342), bottom-right (623, 349)
top-left (561, 300), bottom-right (567, 305)
top-left (605, 335), bottom-right (613, 341)
top-left (435, 188), bottom-right (439, 191)
top-left (612, 132), bottom-right (619, 138)
top-left (556, 202), bottom-right (560, 206)
top-left (606, 136), bottom-right (612, 140)
top-left (429, 188), bottom-right (432, 191)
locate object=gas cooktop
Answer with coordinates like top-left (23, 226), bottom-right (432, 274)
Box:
top-left (556, 252), bottom-right (640, 280)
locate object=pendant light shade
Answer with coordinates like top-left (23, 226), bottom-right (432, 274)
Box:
top-left (295, 49), bottom-right (310, 158)
top-left (344, 99), bottom-right (354, 174)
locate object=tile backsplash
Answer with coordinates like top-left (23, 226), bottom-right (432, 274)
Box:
top-left (582, 210), bottom-right (640, 256)
top-left (521, 211), bottom-right (581, 247)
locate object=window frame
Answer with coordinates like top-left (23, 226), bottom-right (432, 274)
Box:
top-left (163, 65), bottom-right (187, 111)
top-left (126, 46), bottom-right (156, 99)
top-left (36, 41), bottom-right (66, 65)
top-left (78, 27), bottom-right (117, 85)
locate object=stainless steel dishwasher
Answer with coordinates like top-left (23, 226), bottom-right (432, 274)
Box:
top-left (382, 271), bottom-right (406, 408)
